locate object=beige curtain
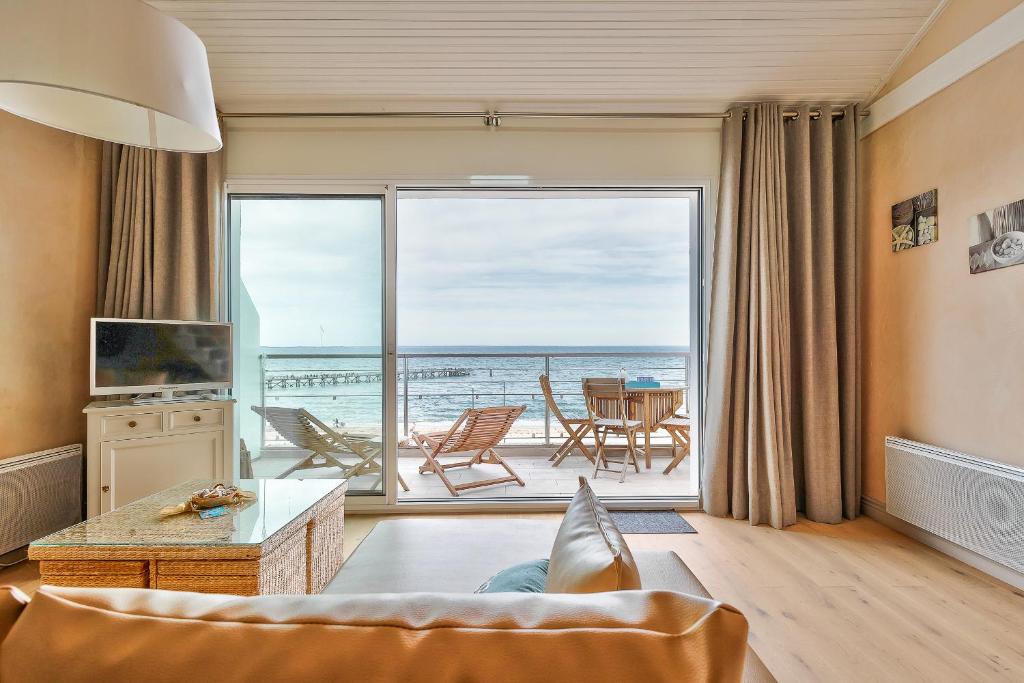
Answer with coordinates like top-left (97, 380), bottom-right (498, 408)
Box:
top-left (97, 143), bottom-right (223, 320)
top-left (703, 103), bottom-right (858, 528)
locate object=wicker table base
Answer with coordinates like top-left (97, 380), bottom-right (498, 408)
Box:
top-left (29, 479), bottom-right (346, 596)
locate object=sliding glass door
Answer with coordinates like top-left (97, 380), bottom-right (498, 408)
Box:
top-left (228, 195), bottom-right (386, 496)
top-left (395, 189), bottom-right (701, 502)
top-left (228, 185), bottom-right (703, 508)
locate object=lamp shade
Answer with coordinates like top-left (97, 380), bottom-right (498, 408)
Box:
top-left (0, 0), bottom-right (221, 152)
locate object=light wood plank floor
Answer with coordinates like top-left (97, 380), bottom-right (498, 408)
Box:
top-left (3, 513), bottom-right (1022, 681)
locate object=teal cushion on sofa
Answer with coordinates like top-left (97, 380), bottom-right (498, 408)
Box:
top-left (475, 559), bottom-right (550, 593)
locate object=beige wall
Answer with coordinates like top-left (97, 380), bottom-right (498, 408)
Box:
top-left (0, 112), bottom-right (101, 460)
top-left (225, 118), bottom-right (721, 186)
top-left (860, 42), bottom-right (1024, 501)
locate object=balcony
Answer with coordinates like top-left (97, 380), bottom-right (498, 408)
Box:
top-left (243, 351), bottom-right (696, 500)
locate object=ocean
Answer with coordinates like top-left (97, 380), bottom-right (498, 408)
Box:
top-left (256, 345), bottom-right (690, 443)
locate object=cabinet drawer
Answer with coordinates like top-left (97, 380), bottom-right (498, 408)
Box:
top-left (101, 412), bottom-right (163, 439)
top-left (168, 408), bottom-right (224, 431)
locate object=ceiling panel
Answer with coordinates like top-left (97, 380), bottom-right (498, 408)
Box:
top-left (147, 0), bottom-right (945, 112)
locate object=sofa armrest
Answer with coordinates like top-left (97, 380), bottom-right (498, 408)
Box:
top-left (634, 551), bottom-right (776, 683)
top-left (0, 586), bottom-right (30, 658)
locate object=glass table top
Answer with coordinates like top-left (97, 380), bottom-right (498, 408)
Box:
top-left (31, 479), bottom-right (346, 547)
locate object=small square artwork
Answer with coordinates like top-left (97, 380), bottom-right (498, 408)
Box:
top-left (968, 196), bottom-right (1024, 274)
top-left (891, 189), bottom-right (938, 252)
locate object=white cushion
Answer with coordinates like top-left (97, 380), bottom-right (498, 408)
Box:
top-left (545, 477), bottom-right (641, 593)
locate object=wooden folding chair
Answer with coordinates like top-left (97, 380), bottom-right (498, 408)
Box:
top-left (410, 405), bottom-right (527, 497)
top-left (659, 415), bottom-right (691, 475)
top-left (252, 406), bottom-right (409, 492)
top-left (582, 378), bottom-right (644, 483)
top-left (539, 374), bottom-right (594, 466)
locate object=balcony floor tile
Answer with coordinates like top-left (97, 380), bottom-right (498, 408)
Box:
top-left (251, 445), bottom-right (695, 499)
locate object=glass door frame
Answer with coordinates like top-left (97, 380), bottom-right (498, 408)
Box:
top-left (225, 181), bottom-right (400, 508)
top-left (226, 178), bottom-right (704, 513)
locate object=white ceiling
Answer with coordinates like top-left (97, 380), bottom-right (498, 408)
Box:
top-left (148, 0), bottom-right (945, 113)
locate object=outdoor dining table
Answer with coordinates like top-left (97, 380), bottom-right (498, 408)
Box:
top-left (588, 385), bottom-right (686, 468)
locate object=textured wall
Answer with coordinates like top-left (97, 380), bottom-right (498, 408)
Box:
top-left (0, 112), bottom-right (101, 459)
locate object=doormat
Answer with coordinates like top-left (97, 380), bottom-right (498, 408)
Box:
top-left (609, 511), bottom-right (696, 534)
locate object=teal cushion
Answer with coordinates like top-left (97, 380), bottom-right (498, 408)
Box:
top-left (475, 559), bottom-right (550, 593)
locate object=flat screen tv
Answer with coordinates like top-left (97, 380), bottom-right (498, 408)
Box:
top-left (91, 318), bottom-right (232, 397)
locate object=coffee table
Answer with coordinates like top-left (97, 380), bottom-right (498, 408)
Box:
top-left (29, 478), bottom-right (346, 596)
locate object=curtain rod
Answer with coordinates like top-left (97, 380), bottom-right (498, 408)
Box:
top-left (219, 107), bottom-right (865, 127)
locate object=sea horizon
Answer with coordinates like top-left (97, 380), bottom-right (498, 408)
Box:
top-left (254, 344), bottom-right (691, 441)
top-left (261, 344), bottom-right (690, 354)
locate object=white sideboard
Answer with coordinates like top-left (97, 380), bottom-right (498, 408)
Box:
top-left (83, 398), bottom-right (236, 517)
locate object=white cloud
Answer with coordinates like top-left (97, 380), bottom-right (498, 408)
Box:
top-left (397, 196), bottom-right (691, 346)
top-left (238, 198), bottom-right (383, 347)
top-left (237, 194), bottom-right (692, 348)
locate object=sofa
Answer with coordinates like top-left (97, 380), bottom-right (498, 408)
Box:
top-left (0, 517), bottom-right (772, 682)
top-left (328, 518), bottom-right (773, 681)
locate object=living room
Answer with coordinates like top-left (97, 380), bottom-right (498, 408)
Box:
top-left (1, 1), bottom-right (1022, 681)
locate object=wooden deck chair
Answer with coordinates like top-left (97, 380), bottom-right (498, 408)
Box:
top-left (539, 374), bottom-right (594, 466)
top-left (252, 406), bottom-right (409, 492)
top-left (410, 405), bottom-right (527, 497)
top-left (582, 378), bottom-right (644, 483)
top-left (659, 414), bottom-right (691, 475)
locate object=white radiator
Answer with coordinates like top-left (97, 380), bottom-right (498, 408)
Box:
top-left (0, 444), bottom-right (82, 555)
top-left (886, 437), bottom-right (1024, 574)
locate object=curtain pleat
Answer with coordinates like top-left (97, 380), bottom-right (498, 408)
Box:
top-left (98, 143), bottom-right (223, 321)
top-left (703, 103), bottom-right (858, 528)
top-left (833, 106), bottom-right (860, 519)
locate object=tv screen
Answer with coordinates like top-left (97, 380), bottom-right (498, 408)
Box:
top-left (92, 319), bottom-right (232, 394)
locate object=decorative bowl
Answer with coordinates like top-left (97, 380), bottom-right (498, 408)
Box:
top-left (992, 230), bottom-right (1024, 265)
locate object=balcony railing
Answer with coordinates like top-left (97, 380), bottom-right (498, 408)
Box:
top-left (253, 351), bottom-right (689, 450)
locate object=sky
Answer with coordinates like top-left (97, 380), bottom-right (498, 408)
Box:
top-left (238, 194), bottom-right (691, 348)
top-left (238, 198), bottom-right (383, 347)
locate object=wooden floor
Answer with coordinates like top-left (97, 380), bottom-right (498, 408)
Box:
top-left (4, 513), bottom-right (1022, 681)
top-left (628, 515), bottom-right (1024, 682)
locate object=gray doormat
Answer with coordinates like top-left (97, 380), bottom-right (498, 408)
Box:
top-left (610, 511), bottom-right (697, 534)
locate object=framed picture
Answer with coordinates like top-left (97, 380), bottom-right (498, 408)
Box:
top-left (968, 197), bottom-right (1024, 274)
top-left (891, 189), bottom-right (938, 252)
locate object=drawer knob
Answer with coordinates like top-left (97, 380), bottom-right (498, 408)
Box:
top-left (101, 485), bottom-right (110, 493)
top-left (128, 420), bottom-right (137, 428)
top-left (193, 415), bottom-right (202, 422)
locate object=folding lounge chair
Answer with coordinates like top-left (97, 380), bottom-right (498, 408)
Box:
top-left (410, 405), bottom-right (527, 497)
top-left (539, 374), bottom-right (595, 466)
top-left (252, 406), bottom-right (409, 491)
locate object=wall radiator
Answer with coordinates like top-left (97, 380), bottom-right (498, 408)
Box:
top-left (0, 444), bottom-right (82, 556)
top-left (886, 437), bottom-right (1023, 574)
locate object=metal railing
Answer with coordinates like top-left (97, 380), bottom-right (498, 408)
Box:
top-left (253, 351), bottom-right (689, 450)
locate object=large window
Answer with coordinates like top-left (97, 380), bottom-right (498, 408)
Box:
top-left (230, 187), bottom-right (702, 507)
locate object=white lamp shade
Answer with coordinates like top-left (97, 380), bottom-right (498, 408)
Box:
top-left (0, 0), bottom-right (221, 152)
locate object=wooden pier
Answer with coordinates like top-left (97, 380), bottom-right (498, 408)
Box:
top-left (265, 367), bottom-right (470, 390)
